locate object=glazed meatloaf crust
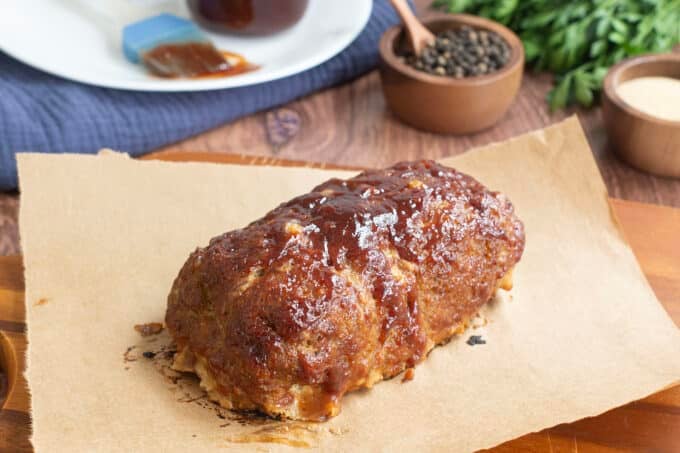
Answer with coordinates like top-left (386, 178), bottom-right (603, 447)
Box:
top-left (166, 160), bottom-right (525, 421)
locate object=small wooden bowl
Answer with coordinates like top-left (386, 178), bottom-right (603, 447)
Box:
top-left (378, 13), bottom-right (524, 134)
top-left (602, 51), bottom-right (680, 178)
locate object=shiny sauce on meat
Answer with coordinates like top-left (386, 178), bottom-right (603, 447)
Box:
top-left (222, 162), bottom-right (509, 370)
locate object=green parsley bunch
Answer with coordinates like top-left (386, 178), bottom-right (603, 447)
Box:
top-left (433, 0), bottom-right (680, 110)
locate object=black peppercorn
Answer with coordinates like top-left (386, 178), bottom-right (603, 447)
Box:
top-left (401, 26), bottom-right (511, 79)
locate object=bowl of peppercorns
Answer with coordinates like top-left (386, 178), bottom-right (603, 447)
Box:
top-left (379, 13), bottom-right (524, 134)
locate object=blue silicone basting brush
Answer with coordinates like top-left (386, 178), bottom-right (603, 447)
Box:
top-left (81, 1), bottom-right (229, 77)
top-left (122, 13), bottom-right (230, 77)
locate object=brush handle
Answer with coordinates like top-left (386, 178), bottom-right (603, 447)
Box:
top-left (388, 0), bottom-right (434, 56)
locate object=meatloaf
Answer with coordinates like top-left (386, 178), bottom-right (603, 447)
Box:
top-left (166, 160), bottom-right (525, 421)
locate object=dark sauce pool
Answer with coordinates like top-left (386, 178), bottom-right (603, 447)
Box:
top-left (142, 44), bottom-right (258, 79)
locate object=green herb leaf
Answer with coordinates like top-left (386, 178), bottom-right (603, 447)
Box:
top-left (520, 11), bottom-right (556, 29)
top-left (590, 40), bottom-right (607, 57)
top-left (596, 18), bottom-right (610, 38)
top-left (611, 19), bottom-right (628, 35)
top-left (522, 36), bottom-right (542, 61)
top-left (608, 32), bottom-right (626, 44)
top-left (573, 73), bottom-right (594, 107)
top-left (495, 0), bottom-right (519, 22)
top-left (549, 75), bottom-right (571, 112)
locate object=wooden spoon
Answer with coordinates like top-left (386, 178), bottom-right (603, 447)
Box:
top-left (389, 0), bottom-right (435, 56)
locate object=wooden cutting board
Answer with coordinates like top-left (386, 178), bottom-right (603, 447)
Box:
top-left (1, 153), bottom-right (679, 452)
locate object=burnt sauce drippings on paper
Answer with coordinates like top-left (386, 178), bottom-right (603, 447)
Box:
top-left (124, 329), bottom-right (335, 447)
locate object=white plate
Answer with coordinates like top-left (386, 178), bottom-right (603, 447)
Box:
top-left (0, 0), bottom-right (372, 91)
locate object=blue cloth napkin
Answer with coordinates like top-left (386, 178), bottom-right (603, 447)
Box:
top-left (0, 0), bottom-right (402, 191)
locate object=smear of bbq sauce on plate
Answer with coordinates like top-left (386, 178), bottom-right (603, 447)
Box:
top-left (142, 42), bottom-right (258, 79)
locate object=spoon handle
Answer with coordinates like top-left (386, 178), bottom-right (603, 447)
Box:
top-left (389, 0), bottom-right (435, 56)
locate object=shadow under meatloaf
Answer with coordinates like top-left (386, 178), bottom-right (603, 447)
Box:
top-left (166, 160), bottom-right (525, 421)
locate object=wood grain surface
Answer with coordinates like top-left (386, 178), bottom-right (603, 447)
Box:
top-left (153, 72), bottom-right (680, 205)
top-left (1, 153), bottom-right (678, 453)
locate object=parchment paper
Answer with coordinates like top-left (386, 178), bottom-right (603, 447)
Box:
top-left (18, 117), bottom-right (680, 452)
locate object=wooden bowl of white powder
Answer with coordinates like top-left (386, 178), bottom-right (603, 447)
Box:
top-left (602, 48), bottom-right (680, 178)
